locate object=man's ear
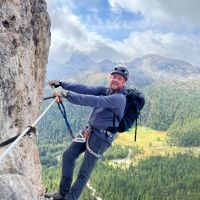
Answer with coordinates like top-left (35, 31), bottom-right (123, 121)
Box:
top-left (123, 78), bottom-right (127, 85)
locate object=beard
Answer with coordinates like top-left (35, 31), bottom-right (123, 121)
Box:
top-left (110, 81), bottom-right (122, 92)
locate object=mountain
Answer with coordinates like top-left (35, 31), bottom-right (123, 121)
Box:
top-left (141, 54), bottom-right (199, 76)
top-left (47, 52), bottom-right (95, 79)
top-left (66, 51), bottom-right (95, 67)
top-left (127, 54), bottom-right (200, 83)
top-left (47, 53), bottom-right (200, 87)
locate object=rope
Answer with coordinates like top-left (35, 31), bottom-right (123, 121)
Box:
top-left (44, 79), bottom-right (76, 139)
top-left (86, 134), bottom-right (101, 158)
top-left (0, 97), bottom-right (58, 164)
top-left (57, 102), bottom-right (75, 139)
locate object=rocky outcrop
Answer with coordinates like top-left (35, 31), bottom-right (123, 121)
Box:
top-left (0, 175), bottom-right (39, 199)
top-left (0, 0), bottom-right (50, 199)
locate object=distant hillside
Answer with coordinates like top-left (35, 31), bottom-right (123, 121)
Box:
top-left (127, 54), bottom-right (200, 87)
top-left (47, 52), bottom-right (200, 87)
top-left (142, 80), bottom-right (200, 146)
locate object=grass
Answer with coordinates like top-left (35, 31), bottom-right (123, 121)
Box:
top-left (114, 126), bottom-right (200, 165)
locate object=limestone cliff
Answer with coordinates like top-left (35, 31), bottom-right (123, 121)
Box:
top-left (0, 0), bottom-right (50, 199)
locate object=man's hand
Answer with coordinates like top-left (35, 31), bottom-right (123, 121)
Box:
top-left (48, 80), bottom-right (62, 88)
top-left (53, 92), bottom-right (62, 103)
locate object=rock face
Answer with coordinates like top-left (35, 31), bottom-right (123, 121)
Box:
top-left (0, 0), bottom-right (51, 199)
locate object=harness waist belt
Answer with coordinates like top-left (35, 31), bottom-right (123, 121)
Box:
top-left (92, 127), bottom-right (114, 136)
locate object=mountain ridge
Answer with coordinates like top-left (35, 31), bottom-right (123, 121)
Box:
top-left (47, 53), bottom-right (200, 87)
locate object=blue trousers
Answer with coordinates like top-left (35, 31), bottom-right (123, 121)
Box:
top-left (59, 131), bottom-right (110, 200)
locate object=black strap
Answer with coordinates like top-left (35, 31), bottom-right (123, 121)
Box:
top-left (134, 104), bottom-right (140, 142)
top-left (43, 96), bottom-right (55, 100)
top-left (134, 117), bottom-right (138, 141)
top-left (26, 126), bottom-right (36, 136)
top-left (43, 96), bottom-right (75, 140)
top-left (0, 135), bottom-right (20, 148)
top-left (0, 126), bottom-right (36, 148)
top-left (57, 102), bottom-right (75, 139)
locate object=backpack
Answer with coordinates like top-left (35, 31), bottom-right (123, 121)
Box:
top-left (118, 88), bottom-right (145, 132)
top-left (107, 88), bottom-right (145, 141)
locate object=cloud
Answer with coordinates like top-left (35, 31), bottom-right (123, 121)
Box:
top-left (46, 0), bottom-right (103, 63)
top-left (113, 31), bottom-right (200, 66)
top-left (46, 0), bottom-right (200, 67)
top-left (108, 0), bottom-right (200, 29)
top-left (46, 0), bottom-right (131, 64)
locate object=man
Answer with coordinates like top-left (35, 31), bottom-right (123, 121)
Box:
top-left (45, 64), bottom-right (129, 200)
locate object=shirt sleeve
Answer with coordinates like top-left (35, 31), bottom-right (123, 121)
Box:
top-left (61, 82), bottom-right (106, 95)
top-left (66, 91), bottom-right (125, 109)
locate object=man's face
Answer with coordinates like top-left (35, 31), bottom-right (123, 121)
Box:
top-left (109, 73), bottom-right (126, 91)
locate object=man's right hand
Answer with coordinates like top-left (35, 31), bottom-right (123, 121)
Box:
top-left (48, 80), bottom-right (62, 88)
top-left (53, 92), bottom-right (62, 103)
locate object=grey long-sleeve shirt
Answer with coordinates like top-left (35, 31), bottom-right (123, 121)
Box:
top-left (61, 82), bottom-right (126, 143)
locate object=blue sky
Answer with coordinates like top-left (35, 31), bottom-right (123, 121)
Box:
top-left (46, 0), bottom-right (200, 66)
top-left (69, 0), bottom-right (143, 40)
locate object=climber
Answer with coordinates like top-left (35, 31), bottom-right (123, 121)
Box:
top-left (45, 64), bottom-right (129, 200)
